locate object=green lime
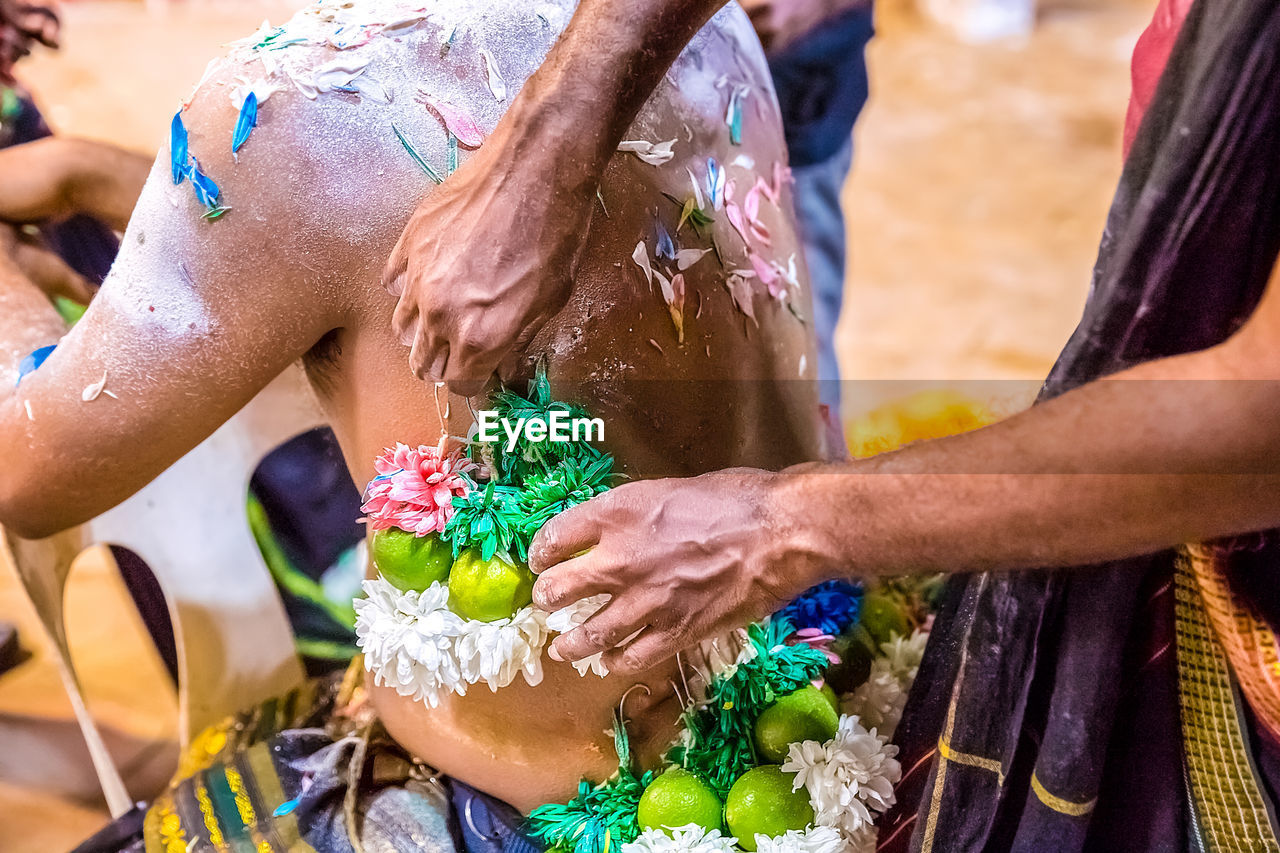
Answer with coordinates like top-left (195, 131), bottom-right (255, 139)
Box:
top-left (753, 686), bottom-right (840, 763)
top-left (447, 549), bottom-right (536, 622)
top-left (637, 767), bottom-right (724, 835)
top-left (860, 591), bottom-right (909, 646)
top-left (370, 528), bottom-right (453, 592)
top-left (724, 766), bottom-right (814, 850)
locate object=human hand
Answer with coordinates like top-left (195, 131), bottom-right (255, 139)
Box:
top-left (529, 468), bottom-right (827, 674)
top-left (382, 118), bottom-right (596, 395)
top-left (0, 1), bottom-right (58, 84)
top-left (740, 0), bottom-right (863, 54)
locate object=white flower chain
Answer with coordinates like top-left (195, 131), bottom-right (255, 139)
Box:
top-left (355, 576), bottom-right (606, 707)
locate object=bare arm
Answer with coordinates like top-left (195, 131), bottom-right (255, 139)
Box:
top-left (0, 137), bottom-right (149, 232)
top-left (0, 115), bottom-right (346, 539)
top-left (530, 263), bottom-right (1280, 672)
top-left (384, 0), bottom-right (729, 391)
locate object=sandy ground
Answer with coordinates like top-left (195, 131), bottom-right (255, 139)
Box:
top-left (0, 0), bottom-right (1151, 848)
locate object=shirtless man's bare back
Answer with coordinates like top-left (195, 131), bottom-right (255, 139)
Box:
top-left (0, 0), bottom-right (822, 811)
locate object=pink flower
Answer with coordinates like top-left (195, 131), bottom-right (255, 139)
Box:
top-left (361, 439), bottom-right (475, 535)
top-left (791, 627), bottom-right (842, 665)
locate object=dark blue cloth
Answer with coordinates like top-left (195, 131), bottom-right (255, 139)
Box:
top-left (767, 4), bottom-right (875, 169)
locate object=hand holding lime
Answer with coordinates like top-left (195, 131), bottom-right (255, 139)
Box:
top-left (724, 766), bottom-right (814, 851)
top-left (370, 528), bottom-right (453, 592)
top-left (447, 548), bottom-right (536, 621)
top-left (637, 767), bottom-right (724, 836)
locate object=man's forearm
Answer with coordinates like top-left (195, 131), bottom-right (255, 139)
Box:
top-left (784, 339), bottom-right (1280, 580)
top-left (505, 0), bottom-right (729, 190)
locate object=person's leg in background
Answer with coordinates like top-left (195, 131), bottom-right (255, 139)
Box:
top-left (764, 2), bottom-right (875, 416)
top-left (791, 137), bottom-right (854, 413)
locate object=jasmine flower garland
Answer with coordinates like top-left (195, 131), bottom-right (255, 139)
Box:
top-left (622, 827), bottom-right (740, 853)
top-left (354, 576), bottom-right (553, 706)
top-left (750, 826), bottom-right (845, 853)
top-left (781, 715), bottom-right (902, 838)
top-left (840, 658), bottom-right (907, 737)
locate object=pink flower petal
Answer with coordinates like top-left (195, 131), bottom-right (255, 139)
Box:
top-left (750, 252), bottom-right (782, 297)
top-left (418, 93), bottom-right (486, 148)
top-left (726, 202), bottom-right (752, 247)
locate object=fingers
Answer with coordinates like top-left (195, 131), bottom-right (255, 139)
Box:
top-left (528, 500), bottom-right (606, 574)
top-left (601, 626), bottom-right (683, 675)
top-left (533, 551), bottom-right (616, 611)
top-left (550, 598), bottom-right (644, 663)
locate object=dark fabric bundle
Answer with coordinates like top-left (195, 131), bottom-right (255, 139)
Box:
top-left (879, 0), bottom-right (1280, 849)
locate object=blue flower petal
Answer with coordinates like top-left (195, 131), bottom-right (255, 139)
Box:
top-left (655, 222), bottom-right (676, 261)
top-left (273, 798), bottom-right (300, 817)
top-left (187, 159), bottom-right (221, 208)
top-left (15, 344), bottom-right (56, 387)
top-left (232, 91), bottom-right (258, 154)
top-left (170, 111), bottom-right (189, 185)
top-left (705, 157), bottom-right (720, 205)
top-left (726, 90), bottom-right (744, 146)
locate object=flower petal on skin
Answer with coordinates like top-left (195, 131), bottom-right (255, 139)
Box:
top-left (81, 372), bottom-right (108, 402)
top-left (232, 91), bottom-right (258, 154)
top-left (229, 77), bottom-right (279, 111)
top-left (656, 222), bottom-right (677, 261)
top-left (419, 93), bottom-right (486, 148)
top-left (187, 159), bottom-right (221, 209)
top-left (724, 272), bottom-right (757, 324)
top-left (725, 85), bottom-right (748, 145)
top-left (675, 248), bottom-right (711, 271)
top-left (618, 138), bottom-right (677, 166)
top-left (750, 252), bottom-right (783, 298)
top-left (632, 240), bottom-right (654, 286)
top-left (393, 124), bottom-right (444, 184)
top-left (170, 112), bottom-right (189, 186)
top-left (481, 49), bottom-right (507, 101)
top-left (725, 202), bottom-right (752, 248)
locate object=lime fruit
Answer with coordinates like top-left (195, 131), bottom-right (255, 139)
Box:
top-left (724, 766), bottom-right (814, 851)
top-left (636, 767), bottom-right (724, 835)
top-left (370, 528), bottom-right (453, 592)
top-left (859, 591), bottom-right (909, 646)
top-left (447, 549), bottom-right (536, 622)
top-left (753, 685), bottom-right (840, 763)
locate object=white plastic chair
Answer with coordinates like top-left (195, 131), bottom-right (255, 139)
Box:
top-left (2, 363), bottom-right (323, 816)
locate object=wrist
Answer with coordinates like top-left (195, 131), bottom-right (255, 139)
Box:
top-left (763, 467), bottom-right (848, 593)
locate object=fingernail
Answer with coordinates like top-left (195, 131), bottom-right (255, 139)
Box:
top-left (548, 644), bottom-right (563, 662)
